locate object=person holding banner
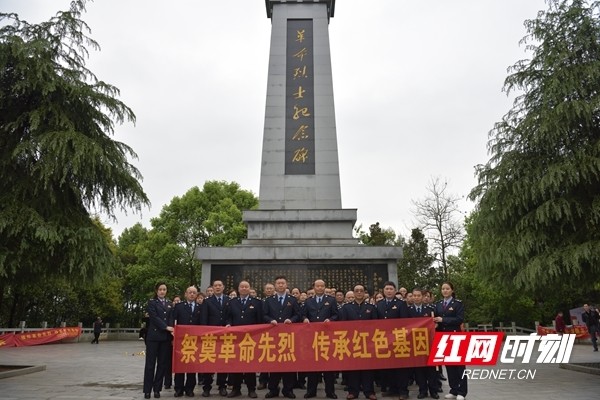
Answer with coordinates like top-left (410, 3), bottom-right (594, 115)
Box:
top-left (225, 280), bottom-right (263, 398)
top-left (408, 288), bottom-right (439, 400)
top-left (171, 286), bottom-right (203, 397)
top-left (143, 282), bottom-right (175, 399)
top-left (201, 280), bottom-right (230, 397)
top-left (303, 279), bottom-right (338, 400)
top-left (339, 284), bottom-right (379, 400)
top-left (375, 281), bottom-right (409, 399)
top-left (433, 282), bottom-right (466, 400)
top-left (263, 276), bottom-right (303, 399)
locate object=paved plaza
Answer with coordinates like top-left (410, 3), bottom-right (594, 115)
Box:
top-left (0, 340), bottom-right (598, 400)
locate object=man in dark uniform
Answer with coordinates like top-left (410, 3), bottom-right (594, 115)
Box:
top-left (339, 284), bottom-right (378, 400)
top-left (200, 280), bottom-right (229, 397)
top-left (408, 288), bottom-right (439, 399)
top-left (225, 280), bottom-right (263, 398)
top-left (171, 286), bottom-right (204, 397)
top-left (258, 282), bottom-right (276, 390)
top-left (375, 281), bottom-right (409, 399)
top-left (263, 276), bottom-right (302, 399)
top-left (303, 279), bottom-right (338, 400)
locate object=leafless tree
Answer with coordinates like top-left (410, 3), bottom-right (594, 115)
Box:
top-left (412, 177), bottom-right (464, 279)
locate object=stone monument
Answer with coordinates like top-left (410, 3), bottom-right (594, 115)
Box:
top-left (197, 0), bottom-right (402, 293)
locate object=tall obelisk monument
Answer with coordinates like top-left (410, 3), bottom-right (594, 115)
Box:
top-left (197, 1), bottom-right (401, 292)
top-left (259, 0), bottom-right (341, 210)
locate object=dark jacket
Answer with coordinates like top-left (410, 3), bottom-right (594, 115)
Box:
top-left (434, 297), bottom-right (464, 332)
top-left (408, 304), bottom-right (435, 318)
top-left (303, 294), bottom-right (338, 322)
top-left (225, 296), bottom-right (263, 326)
top-left (376, 297), bottom-right (409, 319)
top-left (339, 301), bottom-right (378, 321)
top-left (146, 297), bottom-right (173, 341)
top-left (201, 295), bottom-right (229, 326)
top-left (582, 309), bottom-right (600, 328)
top-left (263, 293), bottom-right (302, 323)
top-left (171, 301), bottom-right (203, 326)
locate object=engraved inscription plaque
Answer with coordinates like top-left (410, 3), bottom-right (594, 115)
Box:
top-left (212, 264), bottom-right (388, 294)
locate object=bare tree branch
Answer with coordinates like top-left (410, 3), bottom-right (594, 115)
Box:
top-left (412, 177), bottom-right (465, 278)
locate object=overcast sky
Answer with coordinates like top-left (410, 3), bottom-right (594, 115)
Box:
top-left (5, 0), bottom-right (549, 240)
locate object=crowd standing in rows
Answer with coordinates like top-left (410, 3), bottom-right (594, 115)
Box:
top-left (142, 278), bottom-right (467, 400)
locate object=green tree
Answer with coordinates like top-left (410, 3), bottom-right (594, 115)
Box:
top-left (356, 222), bottom-right (397, 246)
top-left (397, 228), bottom-right (439, 290)
top-left (146, 181), bottom-right (258, 287)
top-left (0, 0), bottom-right (148, 321)
top-left (469, 0), bottom-right (600, 291)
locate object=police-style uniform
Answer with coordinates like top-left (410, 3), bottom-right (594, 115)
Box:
top-left (434, 297), bottom-right (467, 398)
top-left (303, 294), bottom-right (338, 398)
top-left (225, 295), bottom-right (263, 396)
top-left (171, 300), bottom-right (204, 396)
top-left (339, 301), bottom-right (379, 399)
top-left (263, 293), bottom-right (302, 398)
top-left (143, 297), bottom-right (173, 396)
top-left (376, 297), bottom-right (410, 397)
top-left (408, 304), bottom-right (439, 399)
top-left (201, 294), bottom-right (230, 396)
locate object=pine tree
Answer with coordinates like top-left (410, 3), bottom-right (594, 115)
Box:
top-left (0, 0), bottom-right (149, 283)
top-left (469, 0), bottom-right (600, 290)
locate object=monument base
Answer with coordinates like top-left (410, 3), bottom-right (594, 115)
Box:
top-left (197, 244), bottom-right (401, 294)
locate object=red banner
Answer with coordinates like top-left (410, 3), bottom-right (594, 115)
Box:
top-left (536, 325), bottom-right (589, 339)
top-left (0, 333), bottom-right (16, 348)
top-left (173, 318), bottom-right (434, 373)
top-left (0, 327), bottom-right (82, 348)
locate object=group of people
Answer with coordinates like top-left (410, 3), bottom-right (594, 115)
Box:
top-left (143, 277), bottom-right (468, 400)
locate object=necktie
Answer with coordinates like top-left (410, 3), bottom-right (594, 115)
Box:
top-left (417, 307), bottom-right (421, 314)
top-left (444, 301), bottom-right (449, 309)
top-left (190, 302), bottom-right (194, 312)
top-left (317, 297), bottom-right (321, 304)
top-left (218, 297), bottom-right (222, 306)
top-left (242, 298), bottom-right (246, 306)
top-left (280, 296), bottom-right (284, 306)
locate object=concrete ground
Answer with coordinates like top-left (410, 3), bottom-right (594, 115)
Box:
top-left (0, 340), bottom-right (598, 400)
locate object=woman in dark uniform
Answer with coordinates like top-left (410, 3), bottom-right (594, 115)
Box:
top-left (143, 282), bottom-right (174, 399)
top-left (433, 282), bottom-right (467, 400)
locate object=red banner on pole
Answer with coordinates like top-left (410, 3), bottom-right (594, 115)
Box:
top-left (0, 327), bottom-right (82, 348)
top-left (173, 318), bottom-right (435, 373)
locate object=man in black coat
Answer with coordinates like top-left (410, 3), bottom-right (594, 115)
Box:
top-left (171, 286), bottom-right (204, 397)
top-left (225, 280), bottom-right (264, 398)
top-left (91, 317), bottom-right (102, 344)
top-left (339, 284), bottom-right (378, 400)
top-left (375, 281), bottom-right (409, 399)
top-left (302, 279), bottom-right (338, 399)
top-left (582, 303), bottom-right (600, 351)
top-left (200, 280), bottom-right (230, 397)
top-left (263, 276), bottom-right (302, 399)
